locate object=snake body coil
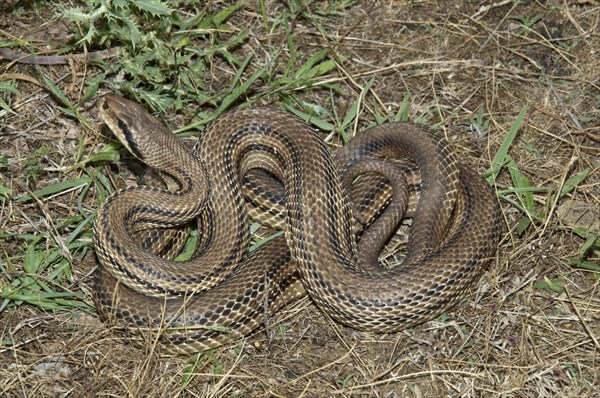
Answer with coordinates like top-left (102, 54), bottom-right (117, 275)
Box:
top-left (93, 95), bottom-right (500, 355)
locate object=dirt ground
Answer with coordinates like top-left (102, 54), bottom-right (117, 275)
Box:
top-left (1, 1), bottom-right (599, 397)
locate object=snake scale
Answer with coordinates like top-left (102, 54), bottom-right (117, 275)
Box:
top-left (93, 95), bottom-right (501, 355)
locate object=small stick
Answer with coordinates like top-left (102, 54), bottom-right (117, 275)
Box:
top-left (0, 47), bottom-right (121, 65)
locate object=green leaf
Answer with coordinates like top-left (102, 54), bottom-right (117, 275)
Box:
top-left (23, 241), bottom-right (41, 275)
top-left (211, 3), bottom-right (243, 26)
top-left (487, 103), bottom-right (528, 184)
top-left (79, 143), bottom-right (122, 165)
top-left (533, 277), bottom-right (564, 293)
top-left (132, 0), bottom-right (175, 16)
top-left (395, 94), bottom-right (411, 122)
top-left (569, 257), bottom-right (600, 272)
top-left (0, 97), bottom-right (14, 114)
top-left (0, 181), bottom-right (11, 199)
top-left (41, 73), bottom-right (74, 109)
top-left (560, 168), bottom-right (590, 197)
top-left (216, 54), bottom-right (263, 114)
top-left (181, 353), bottom-right (200, 386)
top-left (285, 106), bottom-right (335, 131)
top-left (17, 178), bottom-right (91, 203)
top-left (294, 49), bottom-right (328, 79)
top-left (249, 231), bottom-right (284, 252)
top-left (516, 217), bottom-right (531, 235)
top-left (0, 80), bottom-right (19, 95)
top-left (173, 231), bottom-right (198, 262)
top-left (57, 6), bottom-right (93, 23)
top-left (507, 157), bottom-right (534, 210)
top-left (82, 74), bottom-right (105, 103)
top-left (581, 233), bottom-right (599, 255)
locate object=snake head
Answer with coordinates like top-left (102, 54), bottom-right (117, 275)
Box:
top-left (99, 94), bottom-right (170, 163)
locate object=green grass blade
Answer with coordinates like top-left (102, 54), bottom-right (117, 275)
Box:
top-left (486, 103), bottom-right (528, 184)
top-left (17, 178), bottom-right (91, 203)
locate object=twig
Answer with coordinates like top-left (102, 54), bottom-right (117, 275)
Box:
top-left (0, 47), bottom-right (121, 65)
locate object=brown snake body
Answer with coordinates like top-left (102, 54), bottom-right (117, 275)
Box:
top-left (93, 95), bottom-right (501, 354)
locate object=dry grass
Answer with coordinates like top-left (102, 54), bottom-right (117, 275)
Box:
top-left (1, 1), bottom-right (599, 397)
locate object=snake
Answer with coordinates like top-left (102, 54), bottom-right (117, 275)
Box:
top-left (93, 94), bottom-right (501, 355)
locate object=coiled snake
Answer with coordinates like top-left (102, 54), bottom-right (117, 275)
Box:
top-left (93, 95), bottom-right (501, 355)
